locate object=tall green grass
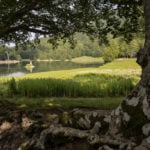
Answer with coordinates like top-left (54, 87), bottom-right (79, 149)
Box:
top-left (8, 74), bottom-right (135, 98)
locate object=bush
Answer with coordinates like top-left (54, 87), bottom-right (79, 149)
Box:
top-left (102, 40), bottom-right (119, 63)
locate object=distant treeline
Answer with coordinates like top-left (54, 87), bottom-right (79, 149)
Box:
top-left (0, 33), bottom-right (144, 61)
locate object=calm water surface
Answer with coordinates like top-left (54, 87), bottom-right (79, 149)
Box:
top-left (0, 61), bottom-right (101, 77)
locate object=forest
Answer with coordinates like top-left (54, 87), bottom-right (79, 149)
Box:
top-left (0, 33), bottom-right (144, 62)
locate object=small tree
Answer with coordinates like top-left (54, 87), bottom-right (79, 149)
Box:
top-left (102, 39), bottom-right (119, 62)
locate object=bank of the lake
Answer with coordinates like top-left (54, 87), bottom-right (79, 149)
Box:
top-left (0, 60), bottom-right (20, 64)
top-left (0, 56), bottom-right (104, 77)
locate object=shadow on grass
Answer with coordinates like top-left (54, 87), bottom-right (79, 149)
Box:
top-left (0, 97), bottom-right (123, 111)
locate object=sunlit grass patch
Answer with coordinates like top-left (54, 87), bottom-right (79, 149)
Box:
top-left (100, 58), bottom-right (141, 70)
top-left (71, 56), bottom-right (104, 64)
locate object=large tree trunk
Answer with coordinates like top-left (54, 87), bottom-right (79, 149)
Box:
top-left (106, 1), bottom-right (150, 148)
top-left (122, 0), bottom-right (150, 136)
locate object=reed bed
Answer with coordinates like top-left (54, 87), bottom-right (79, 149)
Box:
top-left (8, 73), bottom-right (135, 98)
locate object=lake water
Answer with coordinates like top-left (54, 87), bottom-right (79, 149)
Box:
top-left (0, 61), bottom-right (101, 77)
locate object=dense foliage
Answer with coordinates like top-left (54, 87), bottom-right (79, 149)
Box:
top-left (102, 34), bottom-right (144, 62)
top-left (0, 0), bottom-right (143, 45)
top-left (20, 33), bottom-right (102, 60)
top-left (0, 46), bottom-right (20, 60)
top-left (0, 33), bottom-right (144, 61)
top-left (0, 0), bottom-right (144, 62)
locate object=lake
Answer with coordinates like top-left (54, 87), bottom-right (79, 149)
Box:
top-left (0, 61), bottom-right (101, 77)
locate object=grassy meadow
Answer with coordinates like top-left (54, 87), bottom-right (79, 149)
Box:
top-left (0, 58), bottom-right (141, 109)
top-left (71, 56), bottom-right (104, 64)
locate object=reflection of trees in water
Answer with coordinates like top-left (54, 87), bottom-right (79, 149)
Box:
top-left (0, 61), bottom-right (101, 77)
top-left (34, 61), bottom-right (101, 72)
top-left (7, 63), bottom-right (10, 73)
top-left (5, 51), bottom-right (10, 73)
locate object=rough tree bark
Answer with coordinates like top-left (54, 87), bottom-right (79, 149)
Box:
top-left (105, 0), bottom-right (150, 148)
top-left (17, 1), bottom-right (150, 150)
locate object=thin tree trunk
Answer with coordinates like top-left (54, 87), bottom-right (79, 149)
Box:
top-left (5, 51), bottom-right (10, 61)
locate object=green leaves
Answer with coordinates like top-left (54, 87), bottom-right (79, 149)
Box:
top-left (102, 37), bottom-right (120, 62)
top-left (0, 0), bottom-right (143, 46)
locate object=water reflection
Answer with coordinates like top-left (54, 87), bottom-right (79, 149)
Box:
top-left (0, 61), bottom-right (102, 77)
top-left (7, 72), bottom-right (25, 77)
top-left (25, 66), bottom-right (34, 73)
top-left (7, 63), bottom-right (10, 73)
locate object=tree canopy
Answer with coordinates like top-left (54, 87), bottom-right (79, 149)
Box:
top-left (0, 0), bottom-right (143, 46)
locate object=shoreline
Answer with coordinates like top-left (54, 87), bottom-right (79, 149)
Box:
top-left (36, 59), bottom-right (71, 62)
top-left (0, 59), bottom-right (71, 64)
top-left (0, 60), bottom-right (20, 64)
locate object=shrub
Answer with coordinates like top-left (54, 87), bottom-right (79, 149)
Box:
top-left (102, 39), bottom-right (119, 63)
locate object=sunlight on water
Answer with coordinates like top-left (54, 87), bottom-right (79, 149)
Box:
top-left (6, 72), bottom-right (25, 77)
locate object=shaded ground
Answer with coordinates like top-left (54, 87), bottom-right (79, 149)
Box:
top-left (0, 101), bottom-right (111, 150)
